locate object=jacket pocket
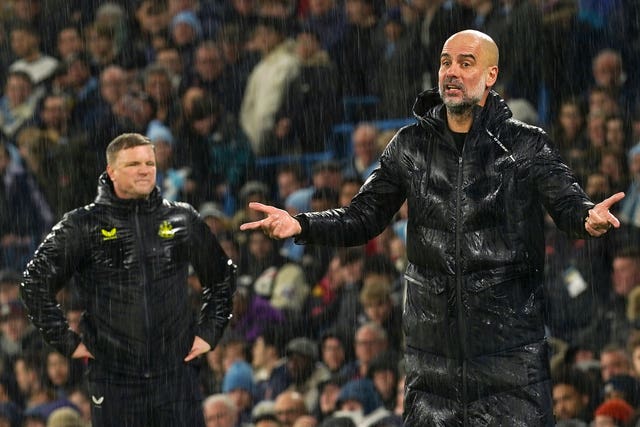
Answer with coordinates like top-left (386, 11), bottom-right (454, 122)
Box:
top-left (404, 265), bottom-right (447, 322)
top-left (466, 263), bottom-right (530, 293)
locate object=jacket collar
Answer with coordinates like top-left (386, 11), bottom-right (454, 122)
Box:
top-left (94, 172), bottom-right (162, 212)
top-left (412, 88), bottom-right (513, 134)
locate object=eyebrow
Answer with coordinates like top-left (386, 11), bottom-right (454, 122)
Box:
top-left (440, 53), bottom-right (477, 62)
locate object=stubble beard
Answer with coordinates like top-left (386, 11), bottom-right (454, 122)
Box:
top-left (439, 77), bottom-right (486, 118)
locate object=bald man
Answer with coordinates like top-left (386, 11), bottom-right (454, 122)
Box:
top-left (241, 30), bottom-right (624, 426)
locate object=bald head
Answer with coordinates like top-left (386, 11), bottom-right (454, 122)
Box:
top-left (444, 30), bottom-right (499, 67)
top-left (438, 30), bottom-right (499, 125)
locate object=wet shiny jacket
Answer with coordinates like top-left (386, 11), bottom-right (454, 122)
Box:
top-left (22, 173), bottom-right (235, 378)
top-left (295, 89), bottom-right (594, 426)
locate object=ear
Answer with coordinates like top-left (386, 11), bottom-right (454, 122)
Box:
top-left (106, 164), bottom-right (115, 181)
top-left (486, 66), bottom-right (499, 87)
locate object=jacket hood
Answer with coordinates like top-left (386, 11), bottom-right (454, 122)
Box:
top-left (94, 172), bottom-right (162, 211)
top-left (412, 88), bottom-right (513, 134)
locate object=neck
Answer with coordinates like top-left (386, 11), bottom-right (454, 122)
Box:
top-left (446, 109), bottom-right (474, 133)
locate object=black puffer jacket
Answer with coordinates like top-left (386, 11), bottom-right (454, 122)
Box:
top-left (22, 173), bottom-right (235, 378)
top-left (296, 89), bottom-right (594, 426)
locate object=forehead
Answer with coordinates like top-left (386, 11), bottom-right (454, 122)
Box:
top-left (113, 145), bottom-right (155, 162)
top-left (441, 34), bottom-right (483, 59)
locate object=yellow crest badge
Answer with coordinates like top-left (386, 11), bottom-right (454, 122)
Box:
top-left (158, 221), bottom-right (175, 239)
top-left (101, 228), bottom-right (117, 241)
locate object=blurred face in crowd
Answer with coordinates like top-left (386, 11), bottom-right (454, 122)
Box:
top-left (352, 125), bottom-right (378, 165)
top-left (605, 117), bottom-right (626, 153)
top-left (309, 0), bottom-right (334, 16)
top-left (355, 326), bottom-right (385, 366)
top-left (552, 383), bottom-right (587, 421)
top-left (600, 349), bottom-right (632, 381)
top-left (10, 29), bottom-right (38, 58)
top-left (593, 51), bottom-right (623, 89)
top-left (373, 368), bottom-right (397, 402)
top-left (13, 0), bottom-right (40, 21)
top-left (100, 67), bottom-right (128, 105)
top-left (612, 255), bottom-right (640, 297)
top-left (252, 25), bottom-right (283, 55)
top-left (6, 74), bottom-right (32, 108)
top-left (438, 30), bottom-right (498, 114)
top-left (363, 297), bottom-right (392, 324)
top-left (295, 32), bottom-right (321, 60)
top-left (57, 27), bottom-right (84, 60)
top-left (156, 48), bottom-right (183, 77)
top-left (145, 71), bottom-right (172, 104)
top-left (274, 392), bottom-right (306, 427)
top-left (203, 399), bottom-right (237, 427)
top-left (195, 45), bottom-right (225, 82)
top-left (41, 95), bottom-right (69, 131)
top-left (107, 145), bottom-right (157, 199)
top-left (558, 101), bottom-right (583, 140)
top-left (231, 0), bottom-right (254, 14)
top-left (46, 352), bottom-right (70, 387)
top-left (321, 337), bottom-right (345, 372)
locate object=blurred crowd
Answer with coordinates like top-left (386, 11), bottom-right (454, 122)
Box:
top-left (1, 0), bottom-right (640, 426)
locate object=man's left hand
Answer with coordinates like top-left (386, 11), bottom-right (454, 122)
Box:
top-left (585, 192), bottom-right (625, 237)
top-left (184, 336), bottom-right (211, 362)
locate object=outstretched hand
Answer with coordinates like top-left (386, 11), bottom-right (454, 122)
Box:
top-left (239, 202), bottom-right (302, 240)
top-left (585, 192), bottom-right (625, 237)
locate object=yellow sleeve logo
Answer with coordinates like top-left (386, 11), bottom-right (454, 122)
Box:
top-left (158, 221), bottom-right (175, 239)
top-left (101, 228), bottom-right (117, 240)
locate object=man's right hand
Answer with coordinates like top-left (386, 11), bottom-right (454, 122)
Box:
top-left (71, 343), bottom-right (94, 359)
top-left (239, 202), bottom-right (302, 240)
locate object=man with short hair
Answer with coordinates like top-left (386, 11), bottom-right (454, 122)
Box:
top-left (22, 133), bottom-right (236, 426)
top-left (552, 368), bottom-right (592, 423)
top-left (202, 394), bottom-right (239, 427)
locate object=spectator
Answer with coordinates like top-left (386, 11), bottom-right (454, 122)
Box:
top-left (240, 16), bottom-right (300, 155)
top-left (274, 26), bottom-right (340, 154)
top-left (199, 202), bottom-right (230, 237)
top-left (0, 139), bottom-right (53, 271)
top-left (342, 123), bottom-right (380, 181)
top-left (592, 397), bottom-right (634, 427)
top-left (274, 390), bottom-right (308, 427)
top-left (357, 279), bottom-right (402, 352)
top-left (552, 368), bottom-right (594, 424)
top-left (13, 352), bottom-right (49, 410)
top-left (55, 26), bottom-right (85, 62)
top-left (0, 270), bottom-right (20, 305)
top-left (300, 0), bottom-right (346, 61)
top-left (600, 344), bottom-right (634, 382)
top-left (169, 11), bottom-right (202, 80)
top-left (366, 351), bottom-right (400, 411)
top-left (602, 374), bottom-right (640, 407)
top-left (252, 323), bottom-right (287, 401)
top-left (9, 23), bottom-right (59, 87)
top-left (147, 122), bottom-right (194, 202)
top-left (319, 329), bottom-right (350, 377)
top-left (343, 322), bottom-right (388, 381)
top-left (190, 41), bottom-right (226, 104)
top-left (371, 8), bottom-right (426, 119)
top-left (45, 407), bottom-right (83, 427)
top-left (142, 64), bottom-right (180, 128)
top-left (202, 394), bottom-right (239, 427)
top-left (0, 301), bottom-right (43, 367)
top-left (222, 360), bottom-right (255, 425)
top-left (0, 70), bottom-right (39, 142)
top-left (337, 0), bottom-right (378, 98)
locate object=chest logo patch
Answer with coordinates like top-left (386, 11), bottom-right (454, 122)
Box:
top-left (158, 221), bottom-right (175, 239)
top-left (101, 228), bottom-right (117, 241)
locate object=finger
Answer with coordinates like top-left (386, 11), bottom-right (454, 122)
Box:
top-left (239, 220), bottom-right (264, 231)
top-left (247, 202), bottom-right (280, 215)
top-left (599, 192), bottom-right (625, 209)
top-left (607, 212), bottom-right (621, 228)
top-left (184, 350), bottom-right (196, 362)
